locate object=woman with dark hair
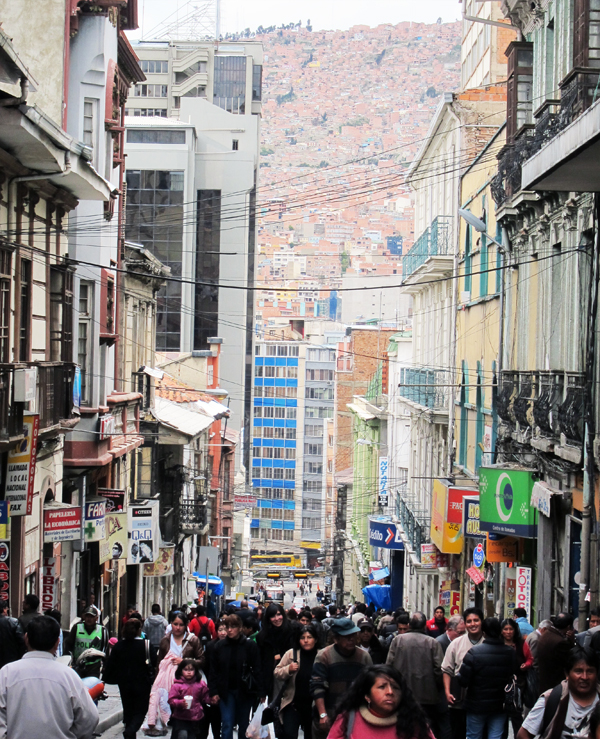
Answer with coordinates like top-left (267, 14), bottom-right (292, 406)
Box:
top-left (257, 603), bottom-right (294, 700)
top-left (329, 665), bottom-right (432, 739)
top-left (198, 619), bottom-right (227, 739)
top-left (274, 624), bottom-right (319, 739)
top-left (103, 618), bottom-right (153, 739)
top-left (500, 618), bottom-right (533, 735)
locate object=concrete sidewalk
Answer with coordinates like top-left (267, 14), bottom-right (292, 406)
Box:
top-left (95, 684), bottom-right (123, 736)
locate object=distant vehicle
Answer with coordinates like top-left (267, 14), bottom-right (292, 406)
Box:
top-left (264, 587), bottom-right (285, 605)
top-left (293, 596), bottom-right (306, 610)
top-left (250, 554), bottom-right (302, 570)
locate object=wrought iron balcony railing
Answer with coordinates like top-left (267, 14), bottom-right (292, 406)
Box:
top-left (179, 498), bottom-right (208, 535)
top-left (402, 216), bottom-right (452, 282)
top-left (397, 497), bottom-right (429, 554)
top-left (397, 366), bottom-right (450, 412)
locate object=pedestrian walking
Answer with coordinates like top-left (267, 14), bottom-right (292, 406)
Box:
top-left (274, 623), bottom-right (319, 739)
top-left (537, 613), bottom-right (575, 695)
top-left (442, 607), bottom-right (485, 739)
top-left (513, 608), bottom-right (535, 637)
top-left (189, 605), bottom-right (216, 647)
top-left (426, 607), bottom-right (449, 638)
top-left (207, 614), bottom-right (265, 739)
top-left (198, 619), bottom-right (227, 739)
top-left (328, 665), bottom-right (431, 739)
top-left (64, 605), bottom-right (109, 677)
top-left (577, 609), bottom-right (600, 648)
top-left (0, 599), bottom-right (25, 669)
top-left (357, 619), bottom-right (385, 664)
top-left (257, 603), bottom-right (294, 700)
top-left (500, 618), bottom-right (533, 728)
top-left (0, 615), bottom-right (98, 739)
top-left (309, 617), bottom-right (373, 739)
top-left (457, 617), bottom-right (518, 739)
top-left (103, 617), bottom-right (153, 739)
top-left (386, 612), bottom-right (450, 739)
top-left (518, 646), bottom-right (600, 739)
top-left (436, 616), bottom-right (465, 656)
top-left (168, 658), bottom-right (211, 739)
top-left (17, 593), bottom-right (40, 632)
top-left (143, 604), bottom-right (168, 665)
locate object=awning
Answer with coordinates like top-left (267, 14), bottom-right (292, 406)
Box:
top-left (193, 574), bottom-right (224, 596)
top-left (142, 366), bottom-right (164, 380)
top-left (362, 584), bottom-right (392, 611)
top-left (530, 480), bottom-right (561, 518)
top-left (154, 397), bottom-right (213, 438)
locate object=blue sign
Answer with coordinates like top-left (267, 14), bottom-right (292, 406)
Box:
top-left (473, 542), bottom-right (485, 568)
top-left (73, 367), bottom-right (81, 411)
top-left (368, 518), bottom-right (404, 550)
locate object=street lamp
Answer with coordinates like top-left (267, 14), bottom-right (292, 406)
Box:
top-left (458, 208), bottom-right (504, 251)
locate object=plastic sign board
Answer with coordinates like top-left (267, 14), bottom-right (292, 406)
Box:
top-left (368, 518), bottom-right (404, 550)
top-left (44, 507), bottom-right (82, 543)
top-left (463, 495), bottom-right (485, 539)
top-left (127, 502), bottom-right (159, 564)
top-left (41, 557), bottom-right (58, 611)
top-left (473, 542), bottom-right (485, 568)
top-left (5, 414), bottom-right (39, 516)
top-left (479, 467), bottom-right (538, 538)
top-left (430, 479), bottom-right (473, 553)
top-left (486, 533), bottom-right (520, 563)
top-left (99, 512), bottom-right (127, 564)
top-left (84, 498), bottom-right (106, 542)
top-left (378, 457), bottom-right (389, 507)
top-left (516, 566), bottom-right (532, 615)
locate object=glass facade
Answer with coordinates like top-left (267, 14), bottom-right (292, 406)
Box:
top-left (213, 56), bottom-right (246, 114)
top-left (125, 169), bottom-right (184, 351)
top-left (194, 190), bottom-right (221, 350)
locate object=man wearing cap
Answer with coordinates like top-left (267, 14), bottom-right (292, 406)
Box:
top-left (64, 606), bottom-right (109, 678)
top-left (310, 617), bottom-right (372, 739)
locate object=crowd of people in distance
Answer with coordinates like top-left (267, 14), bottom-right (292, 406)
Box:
top-left (1, 593), bottom-right (600, 739)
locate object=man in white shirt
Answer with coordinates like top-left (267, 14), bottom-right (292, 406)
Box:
top-left (518, 646), bottom-right (599, 739)
top-left (0, 614), bottom-right (98, 739)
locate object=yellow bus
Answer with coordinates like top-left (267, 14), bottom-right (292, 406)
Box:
top-left (250, 554), bottom-right (302, 570)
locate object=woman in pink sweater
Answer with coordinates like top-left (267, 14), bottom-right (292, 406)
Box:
top-left (328, 666), bottom-right (433, 739)
top-left (168, 659), bottom-right (211, 739)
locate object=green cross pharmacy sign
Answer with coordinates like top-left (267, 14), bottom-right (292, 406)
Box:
top-left (479, 467), bottom-right (538, 538)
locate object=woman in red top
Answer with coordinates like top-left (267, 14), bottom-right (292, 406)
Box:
top-left (328, 665), bottom-right (432, 739)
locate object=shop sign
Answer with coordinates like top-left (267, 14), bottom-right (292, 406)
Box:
top-left (505, 568), bottom-right (517, 618)
top-left (368, 518), bottom-right (404, 550)
top-left (98, 488), bottom-right (125, 513)
top-left (378, 456), bottom-right (389, 507)
top-left (0, 501), bottom-right (9, 540)
top-left (44, 506), bottom-right (82, 543)
top-left (84, 498), bottom-right (106, 543)
top-left (300, 541), bottom-right (321, 550)
top-left (463, 495), bottom-right (485, 539)
top-left (234, 494), bottom-right (257, 511)
top-left (479, 467), bottom-right (538, 538)
top-left (430, 479), bottom-right (473, 553)
top-left (5, 414), bottom-right (39, 516)
top-left (421, 543), bottom-right (437, 568)
top-left (466, 566), bottom-right (485, 585)
top-left (0, 542), bottom-right (9, 602)
top-left (450, 591), bottom-right (461, 616)
top-left (143, 546), bottom-right (175, 577)
top-left (482, 425), bottom-right (493, 466)
top-left (516, 566), bottom-right (532, 615)
top-left (486, 533), bottom-right (520, 563)
top-left (127, 502), bottom-right (159, 564)
top-left (473, 542), bottom-right (485, 568)
top-left (41, 557), bottom-right (58, 611)
top-left (99, 512), bottom-right (127, 564)
top-left (530, 481), bottom-right (556, 518)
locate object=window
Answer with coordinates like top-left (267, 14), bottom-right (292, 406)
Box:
top-left (506, 42), bottom-right (533, 142)
top-left (285, 428), bottom-right (296, 440)
top-left (194, 190), bottom-right (222, 350)
top-left (252, 467), bottom-right (261, 479)
top-left (287, 367), bottom-right (298, 378)
top-left (289, 345), bottom-right (299, 356)
top-left (264, 386), bottom-right (275, 397)
top-left (18, 259), bottom-right (31, 362)
top-left (253, 407), bottom-right (262, 418)
top-left (304, 462), bottom-right (323, 475)
top-left (213, 56), bottom-right (247, 113)
top-left (263, 427), bottom-right (274, 439)
top-left (261, 507), bottom-right (271, 518)
top-left (139, 60), bottom-right (169, 74)
top-left (50, 268), bottom-right (73, 362)
top-left (464, 225), bottom-right (472, 292)
top-left (285, 387), bottom-right (297, 398)
top-left (306, 369), bottom-right (334, 381)
top-left (273, 468), bottom-right (284, 479)
top-left (302, 517), bottom-right (320, 529)
top-left (306, 387), bottom-right (334, 400)
top-left (284, 490), bottom-right (294, 501)
top-left (127, 130), bottom-right (186, 145)
top-left (305, 407), bottom-right (333, 419)
top-left (267, 345), bottom-right (277, 356)
top-left (252, 64), bottom-right (262, 101)
top-left (286, 408), bottom-right (297, 419)
top-left (285, 449), bottom-right (296, 460)
top-left (183, 86), bottom-right (207, 98)
top-left (574, 0), bottom-right (600, 69)
top-left (271, 529), bottom-right (283, 540)
top-left (273, 427), bottom-right (285, 439)
top-left (328, 435), bottom-right (334, 447)
top-left (83, 99), bottom-right (96, 160)
top-left (254, 386), bottom-right (263, 398)
top-left (265, 366), bottom-right (275, 378)
top-left (78, 282), bottom-right (92, 404)
top-left (305, 425), bottom-right (323, 438)
top-left (285, 469), bottom-right (295, 480)
top-left (274, 407), bottom-right (286, 419)
top-left (129, 108), bottom-right (168, 118)
top-left (283, 530), bottom-right (294, 540)
top-left (0, 249), bottom-right (11, 363)
top-left (263, 407), bottom-right (274, 418)
top-left (271, 508), bottom-right (283, 520)
top-left (272, 489), bottom-right (282, 500)
top-left (304, 480), bottom-right (322, 492)
top-left (284, 509), bottom-right (294, 520)
top-left (305, 443), bottom-right (323, 456)
top-left (134, 84), bottom-right (168, 98)
top-left (232, 139), bottom-right (239, 151)
top-left (273, 448), bottom-right (284, 459)
top-left (262, 448), bottom-right (273, 459)
top-left (277, 345), bottom-right (288, 356)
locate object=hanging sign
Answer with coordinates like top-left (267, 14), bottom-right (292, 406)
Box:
top-left (84, 498), bottom-right (106, 542)
top-left (486, 533), bottom-right (520, 563)
top-left (127, 502), bottom-right (159, 564)
top-left (44, 506), bottom-right (82, 543)
top-left (466, 566), bottom-right (485, 585)
top-left (5, 414), bottom-right (39, 516)
top-left (0, 541), bottom-right (9, 602)
top-left (0, 501), bottom-right (9, 540)
top-left (98, 489), bottom-right (125, 513)
top-left (479, 467), bottom-right (538, 538)
top-left (99, 512), bottom-right (127, 564)
top-left (463, 495), bottom-right (485, 539)
top-left (421, 543), bottom-right (437, 568)
top-left (41, 557), bottom-right (58, 611)
top-left (473, 542), bottom-right (485, 568)
top-left (143, 546), bottom-right (175, 577)
top-left (368, 518), bottom-right (404, 550)
top-left (505, 568), bottom-right (517, 618)
top-left (378, 457), bottom-right (389, 507)
top-left (516, 566), bottom-right (532, 615)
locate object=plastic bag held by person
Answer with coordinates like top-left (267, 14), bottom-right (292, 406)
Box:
top-left (246, 703), bottom-right (270, 739)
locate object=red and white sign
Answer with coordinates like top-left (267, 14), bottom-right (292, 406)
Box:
top-left (466, 566), bottom-right (485, 585)
top-left (99, 414), bottom-right (116, 440)
top-left (5, 414), bottom-right (39, 516)
top-left (44, 507), bottom-right (82, 543)
top-left (41, 557), bottom-right (58, 611)
top-left (516, 565), bottom-right (532, 614)
top-left (0, 542), bottom-right (9, 602)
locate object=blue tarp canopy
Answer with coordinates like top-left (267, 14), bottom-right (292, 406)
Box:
top-left (362, 584), bottom-right (392, 611)
top-left (193, 573), bottom-right (224, 596)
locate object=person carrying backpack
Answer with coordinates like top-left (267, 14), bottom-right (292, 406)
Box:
top-left (189, 605), bottom-right (215, 647)
top-left (518, 646), bottom-right (600, 739)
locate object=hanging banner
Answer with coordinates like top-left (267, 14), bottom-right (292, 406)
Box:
top-left (516, 566), bottom-right (532, 615)
top-left (98, 489), bottom-right (125, 513)
top-left (479, 467), bottom-right (538, 538)
top-left (128, 502), bottom-right (159, 564)
top-left (0, 501), bottom-right (9, 540)
top-left (143, 546), bottom-right (175, 577)
top-left (0, 541), bottom-right (9, 602)
top-left (44, 506), bottom-right (82, 543)
top-left (41, 557), bottom-right (58, 611)
top-left (378, 457), bottom-right (389, 507)
top-left (466, 566), bottom-right (485, 585)
top-left (84, 499), bottom-right (106, 543)
top-left (5, 414), bottom-right (39, 516)
top-left (99, 512), bottom-right (127, 564)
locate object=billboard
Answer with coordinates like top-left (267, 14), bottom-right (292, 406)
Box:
top-left (430, 479), bottom-right (473, 553)
top-left (127, 503), bottom-right (159, 564)
top-left (5, 414), bottom-right (39, 516)
top-left (44, 507), bottom-right (82, 543)
top-left (99, 512), bottom-right (127, 564)
top-left (479, 467), bottom-right (537, 538)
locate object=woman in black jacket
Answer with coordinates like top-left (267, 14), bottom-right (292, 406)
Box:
top-left (103, 618), bottom-right (153, 739)
top-left (458, 617), bottom-right (518, 739)
top-left (198, 619), bottom-right (227, 739)
top-left (257, 603), bottom-right (294, 700)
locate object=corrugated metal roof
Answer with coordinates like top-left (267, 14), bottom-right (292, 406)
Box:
top-left (154, 397), bottom-right (214, 437)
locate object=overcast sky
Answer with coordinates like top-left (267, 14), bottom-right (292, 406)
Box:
top-left (134, 0), bottom-right (459, 40)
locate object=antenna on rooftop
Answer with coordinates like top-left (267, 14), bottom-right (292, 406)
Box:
top-left (144, 0), bottom-right (221, 41)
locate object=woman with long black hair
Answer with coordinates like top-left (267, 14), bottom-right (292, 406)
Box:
top-left (328, 665), bottom-right (432, 739)
top-left (257, 603), bottom-right (294, 700)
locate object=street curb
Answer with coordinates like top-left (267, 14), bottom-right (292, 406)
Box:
top-left (96, 709), bottom-right (123, 735)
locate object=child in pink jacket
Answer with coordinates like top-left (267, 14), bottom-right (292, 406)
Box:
top-left (168, 659), bottom-right (211, 739)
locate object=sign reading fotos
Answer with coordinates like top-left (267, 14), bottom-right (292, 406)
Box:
top-left (127, 503), bottom-right (159, 564)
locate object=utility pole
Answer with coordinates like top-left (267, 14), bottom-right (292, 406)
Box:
top-left (334, 484), bottom-right (347, 605)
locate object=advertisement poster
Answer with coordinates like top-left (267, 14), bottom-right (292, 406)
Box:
top-left (378, 457), bottom-right (389, 507)
top-left (516, 566), bottom-right (532, 615)
top-left (99, 512), bottom-right (127, 564)
top-left (0, 542), bottom-right (9, 602)
top-left (463, 495), bottom-right (485, 539)
top-left (421, 543), bottom-right (437, 568)
top-left (98, 488), bottom-right (125, 513)
top-left (486, 533), bottom-right (520, 563)
top-left (84, 499), bottom-right (106, 543)
top-left (505, 568), bottom-right (517, 618)
top-left (0, 501), bottom-right (9, 540)
top-left (44, 507), bottom-right (82, 543)
top-left (450, 591), bottom-right (461, 616)
top-left (128, 503), bottom-right (159, 564)
top-left (5, 414), bottom-right (39, 516)
top-left (41, 557), bottom-right (58, 611)
top-left (479, 467), bottom-right (537, 538)
top-left (143, 546), bottom-right (175, 577)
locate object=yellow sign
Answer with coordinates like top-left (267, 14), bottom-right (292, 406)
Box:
top-left (143, 546), bottom-right (175, 577)
top-left (99, 513), bottom-right (127, 564)
top-left (430, 479), bottom-right (464, 554)
top-left (301, 541), bottom-right (321, 550)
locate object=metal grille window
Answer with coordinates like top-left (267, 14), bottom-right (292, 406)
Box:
top-left (78, 282), bottom-right (92, 405)
top-left (18, 259), bottom-right (31, 362)
top-left (214, 56), bottom-right (247, 113)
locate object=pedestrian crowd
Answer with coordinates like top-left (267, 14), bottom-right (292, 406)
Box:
top-left (1, 593), bottom-right (600, 739)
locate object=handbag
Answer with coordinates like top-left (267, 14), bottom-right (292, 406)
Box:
top-left (143, 638), bottom-right (155, 681)
top-left (241, 660), bottom-right (258, 695)
top-left (504, 674), bottom-right (523, 716)
top-left (261, 649), bottom-right (298, 731)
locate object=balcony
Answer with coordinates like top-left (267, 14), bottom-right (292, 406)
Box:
top-left (402, 216), bottom-right (453, 284)
top-left (397, 366), bottom-right (450, 413)
top-left (179, 498), bottom-right (208, 535)
top-left (0, 366), bottom-right (25, 445)
top-left (397, 497), bottom-right (429, 554)
top-left (36, 362), bottom-right (77, 432)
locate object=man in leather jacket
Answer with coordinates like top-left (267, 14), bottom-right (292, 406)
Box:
top-left (0, 599), bottom-right (26, 669)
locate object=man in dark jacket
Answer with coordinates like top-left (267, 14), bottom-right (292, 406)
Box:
top-left (458, 617), bottom-right (518, 739)
top-left (0, 600), bottom-right (26, 668)
top-left (208, 614), bottom-right (264, 739)
top-left (537, 614), bottom-right (575, 694)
